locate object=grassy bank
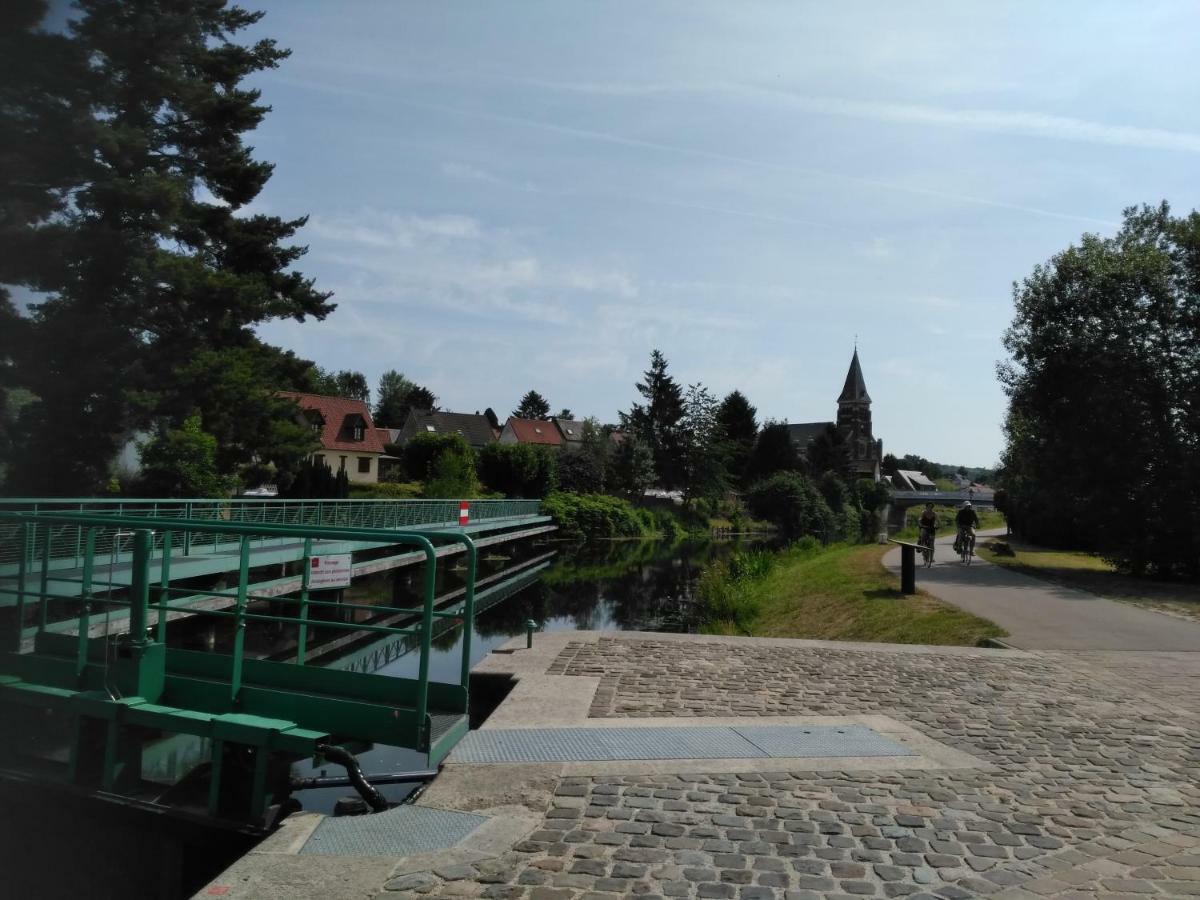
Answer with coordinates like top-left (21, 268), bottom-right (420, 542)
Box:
top-left (698, 540), bottom-right (1006, 645)
top-left (977, 537), bottom-right (1200, 622)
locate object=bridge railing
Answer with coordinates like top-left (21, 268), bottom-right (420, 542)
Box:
top-left (0, 510), bottom-right (478, 752)
top-left (0, 497), bottom-right (540, 572)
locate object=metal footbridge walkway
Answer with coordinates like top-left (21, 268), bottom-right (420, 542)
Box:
top-left (0, 498), bottom-right (553, 829)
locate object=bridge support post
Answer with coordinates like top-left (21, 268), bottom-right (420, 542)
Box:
top-left (900, 545), bottom-right (916, 595)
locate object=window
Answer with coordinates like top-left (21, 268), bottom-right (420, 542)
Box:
top-left (314, 454), bottom-right (324, 465)
top-left (352, 424), bottom-right (364, 441)
top-left (425, 425), bottom-right (436, 432)
top-left (311, 421), bottom-right (321, 434)
top-left (534, 427), bottom-right (542, 434)
top-left (338, 456), bottom-right (347, 471)
top-left (358, 457), bottom-right (371, 474)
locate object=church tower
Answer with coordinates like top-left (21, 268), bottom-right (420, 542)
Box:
top-left (836, 349), bottom-right (883, 480)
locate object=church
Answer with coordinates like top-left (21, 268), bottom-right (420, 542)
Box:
top-left (785, 349), bottom-right (884, 481)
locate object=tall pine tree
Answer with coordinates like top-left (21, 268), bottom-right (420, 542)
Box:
top-left (3, 0), bottom-right (332, 494)
top-left (621, 349), bottom-right (685, 489)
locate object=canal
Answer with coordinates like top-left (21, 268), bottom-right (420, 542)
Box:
top-left (289, 534), bottom-right (766, 814)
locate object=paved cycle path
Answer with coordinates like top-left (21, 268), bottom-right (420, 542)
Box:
top-left (883, 530), bottom-right (1200, 650)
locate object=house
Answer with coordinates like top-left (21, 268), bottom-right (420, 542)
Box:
top-left (499, 417), bottom-right (564, 449)
top-left (892, 469), bottom-right (937, 491)
top-left (552, 418), bottom-right (587, 451)
top-left (277, 392), bottom-right (390, 484)
top-left (393, 410), bottom-right (499, 451)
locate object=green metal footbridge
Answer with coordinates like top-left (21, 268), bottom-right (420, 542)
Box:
top-left (0, 498), bottom-right (553, 828)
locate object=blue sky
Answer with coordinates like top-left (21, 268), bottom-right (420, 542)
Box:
top-left (240, 1), bottom-right (1199, 467)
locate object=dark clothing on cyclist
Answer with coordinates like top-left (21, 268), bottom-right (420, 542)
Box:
top-left (956, 507), bottom-right (980, 530)
top-left (918, 510), bottom-right (938, 539)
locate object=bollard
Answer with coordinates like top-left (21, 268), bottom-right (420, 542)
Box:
top-left (525, 619), bottom-right (536, 648)
top-left (900, 544), bottom-right (916, 595)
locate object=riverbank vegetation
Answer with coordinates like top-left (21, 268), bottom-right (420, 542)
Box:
top-left (977, 538), bottom-right (1200, 623)
top-left (998, 203), bottom-right (1200, 580)
top-left (697, 541), bottom-right (1005, 645)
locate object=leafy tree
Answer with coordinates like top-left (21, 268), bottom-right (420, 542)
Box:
top-left (477, 442), bottom-right (557, 498)
top-left (716, 390), bottom-right (758, 486)
top-left (881, 453), bottom-right (900, 477)
top-left (746, 421), bottom-right (800, 482)
top-left (607, 435), bottom-right (656, 500)
top-left (621, 350), bottom-right (685, 488)
top-left (373, 370), bottom-right (436, 425)
top-left (513, 390), bottom-right (551, 420)
top-left (1000, 202), bottom-right (1200, 578)
top-left (309, 368), bottom-right (369, 402)
top-left (402, 432), bottom-right (473, 482)
top-left (4, 0), bottom-right (332, 495)
top-left (135, 413), bottom-right (233, 498)
top-left (680, 382), bottom-right (727, 502)
top-left (555, 408), bottom-right (573, 420)
top-left (807, 424), bottom-right (848, 476)
top-left (422, 439), bottom-right (480, 498)
top-left (556, 450), bottom-right (605, 494)
top-left (745, 472), bottom-right (834, 541)
top-left (578, 417), bottom-right (610, 483)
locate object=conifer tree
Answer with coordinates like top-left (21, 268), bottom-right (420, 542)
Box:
top-left (621, 350), bottom-right (685, 488)
top-left (3, 0), bottom-right (332, 493)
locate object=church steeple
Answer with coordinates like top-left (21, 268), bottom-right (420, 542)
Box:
top-left (838, 348), bottom-right (870, 404)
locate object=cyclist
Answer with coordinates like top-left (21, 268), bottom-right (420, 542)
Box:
top-left (917, 503), bottom-right (938, 548)
top-left (954, 501), bottom-right (980, 554)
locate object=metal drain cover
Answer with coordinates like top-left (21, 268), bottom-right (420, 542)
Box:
top-left (300, 805), bottom-right (487, 857)
top-left (449, 724), bottom-right (915, 763)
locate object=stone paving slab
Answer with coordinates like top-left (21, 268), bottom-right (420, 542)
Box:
top-left (367, 633), bottom-right (1198, 899)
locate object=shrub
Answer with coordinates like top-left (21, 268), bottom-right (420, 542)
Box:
top-left (423, 445), bottom-right (481, 498)
top-left (349, 481), bottom-right (423, 500)
top-left (477, 443), bottom-right (557, 498)
top-left (745, 472), bottom-right (835, 540)
top-left (557, 450), bottom-right (605, 494)
top-left (542, 491), bottom-right (656, 541)
top-left (402, 433), bottom-right (473, 482)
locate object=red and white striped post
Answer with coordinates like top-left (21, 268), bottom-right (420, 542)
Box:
top-left (458, 501), bottom-right (469, 527)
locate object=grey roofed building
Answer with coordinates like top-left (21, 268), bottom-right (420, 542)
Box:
top-left (892, 469), bottom-right (937, 491)
top-left (786, 421), bottom-right (834, 450)
top-left (553, 418), bottom-right (586, 449)
top-left (393, 410), bottom-right (499, 450)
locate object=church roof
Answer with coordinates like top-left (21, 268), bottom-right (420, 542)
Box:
top-left (838, 349), bottom-right (871, 403)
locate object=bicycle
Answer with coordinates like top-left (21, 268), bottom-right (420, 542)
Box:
top-left (958, 528), bottom-right (975, 565)
top-left (917, 525), bottom-right (935, 568)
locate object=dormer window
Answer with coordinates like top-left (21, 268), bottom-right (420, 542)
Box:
top-left (311, 422), bottom-right (321, 434)
top-left (425, 425), bottom-right (436, 432)
top-left (352, 424), bottom-right (364, 441)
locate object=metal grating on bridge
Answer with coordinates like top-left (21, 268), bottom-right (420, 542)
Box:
top-left (447, 724), bottom-right (916, 763)
top-left (299, 805), bottom-right (488, 857)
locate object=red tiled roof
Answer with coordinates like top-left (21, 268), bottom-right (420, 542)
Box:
top-left (277, 392), bottom-right (388, 454)
top-left (505, 417), bottom-right (564, 446)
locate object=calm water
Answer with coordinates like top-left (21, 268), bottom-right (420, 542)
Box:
top-left (289, 535), bottom-right (766, 812)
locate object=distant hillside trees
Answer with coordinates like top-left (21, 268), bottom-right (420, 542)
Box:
top-left (1000, 203), bottom-right (1199, 578)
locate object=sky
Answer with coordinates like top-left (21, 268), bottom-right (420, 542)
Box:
top-left (233, 1), bottom-right (1200, 467)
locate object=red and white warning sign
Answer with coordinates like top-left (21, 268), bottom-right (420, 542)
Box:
top-left (459, 501), bottom-right (470, 526)
top-left (308, 553), bottom-right (352, 589)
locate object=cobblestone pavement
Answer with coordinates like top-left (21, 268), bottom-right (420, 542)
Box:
top-left (380, 637), bottom-right (1200, 899)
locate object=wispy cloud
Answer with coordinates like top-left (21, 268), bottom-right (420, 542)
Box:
top-left (514, 77), bottom-right (1200, 155)
top-left (266, 74), bottom-right (1119, 228)
top-left (309, 211), bottom-right (481, 248)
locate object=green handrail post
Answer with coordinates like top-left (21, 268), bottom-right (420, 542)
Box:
top-left (129, 529), bottom-right (153, 646)
top-left (157, 531), bottom-right (173, 641)
top-left (414, 541), bottom-right (438, 748)
top-left (229, 536), bottom-right (251, 703)
top-left (182, 502), bottom-right (192, 556)
top-left (459, 537), bottom-right (477, 693)
top-left (38, 524), bottom-right (51, 634)
top-left (13, 523), bottom-right (27, 650)
top-left (297, 536), bottom-right (313, 665)
top-left (76, 528), bottom-right (97, 679)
